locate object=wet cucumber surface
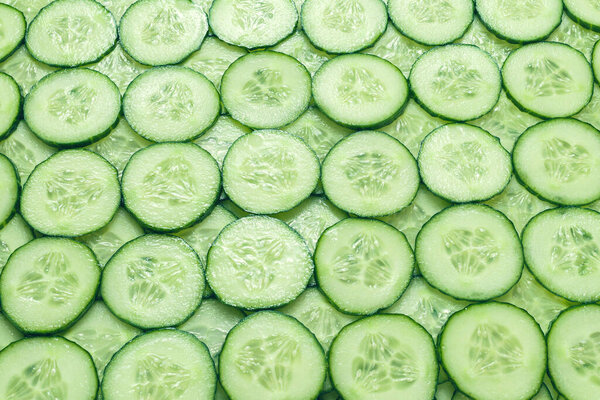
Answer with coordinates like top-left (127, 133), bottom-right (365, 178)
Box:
top-left (0, 1), bottom-right (598, 399)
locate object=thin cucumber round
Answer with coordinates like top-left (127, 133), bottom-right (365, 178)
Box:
top-left (301, 0), bottom-right (387, 54)
top-left (522, 207), bottom-right (600, 303)
top-left (502, 42), bottom-right (593, 118)
top-left (102, 329), bottom-right (216, 400)
top-left (564, 0), bottom-right (600, 32)
top-left (123, 66), bottom-right (219, 142)
top-left (440, 302), bottom-right (546, 400)
top-left (388, 0), bottom-right (474, 46)
top-left (410, 44), bottom-right (501, 121)
top-left (122, 143), bottom-right (221, 232)
top-left (329, 314), bottom-right (438, 400)
top-left (0, 214), bottom-right (33, 274)
top-left (222, 129), bottom-right (320, 214)
top-left (321, 131), bottom-right (419, 217)
top-left (0, 4), bottom-right (25, 62)
top-left (0, 154), bottom-right (19, 228)
top-left (24, 68), bottom-right (121, 148)
top-left (418, 123), bottom-right (512, 203)
top-left (314, 218), bottom-right (414, 315)
top-left (26, 0), bottom-right (117, 67)
top-left (101, 234), bottom-right (205, 329)
top-left (0, 72), bottom-right (21, 140)
top-left (312, 54), bottom-right (408, 129)
top-left (512, 119), bottom-right (600, 205)
top-left (119, 0), bottom-right (208, 66)
top-left (416, 204), bottom-right (523, 301)
top-left (220, 51), bottom-right (312, 129)
top-left (20, 150), bottom-right (120, 237)
top-left (206, 216), bottom-right (313, 309)
top-left (0, 337), bottom-right (98, 400)
top-left (219, 311), bottom-right (326, 400)
top-left (0, 237), bottom-right (100, 334)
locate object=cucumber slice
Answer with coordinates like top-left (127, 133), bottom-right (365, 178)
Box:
top-left (0, 337), bottom-right (98, 400)
top-left (453, 393), bottom-right (471, 400)
top-left (416, 204), bottom-right (523, 301)
top-left (388, 0), bottom-right (473, 46)
top-left (565, 0), bottom-right (600, 32)
top-left (0, 313), bottom-right (22, 351)
top-left (548, 13), bottom-right (600, 60)
top-left (220, 311), bottom-right (326, 400)
top-left (301, 0), bottom-right (387, 53)
top-left (26, 0), bottom-right (117, 67)
top-left (220, 51), bottom-right (311, 129)
top-left (436, 381), bottom-right (456, 400)
top-left (220, 199), bottom-right (251, 218)
top-left (385, 276), bottom-right (470, 340)
top-left (594, 41), bottom-right (600, 83)
top-left (0, 46), bottom-right (57, 94)
top-left (0, 72), bottom-right (20, 140)
top-left (0, 214), bottom-right (33, 274)
top-left (0, 121), bottom-right (57, 183)
top-left (24, 69), bottom-right (121, 147)
top-left (0, 4), bottom-right (25, 62)
top-left (313, 54), bottom-right (408, 129)
top-left (458, 17), bottom-right (519, 66)
top-left (547, 305), bottom-right (600, 400)
top-left (496, 268), bottom-right (574, 333)
top-left (544, 375), bottom-right (559, 400)
top-left (440, 302), bottom-right (546, 400)
top-left (102, 329), bottom-right (216, 400)
top-left (207, 216), bottom-right (313, 309)
top-left (0, 154), bottom-right (18, 228)
top-left (522, 207), bottom-right (600, 303)
top-left (533, 384), bottom-right (553, 400)
top-left (123, 66), bottom-right (219, 142)
top-left (319, 391), bottom-right (341, 400)
top-left (86, 117), bottom-right (151, 179)
top-left (329, 314), bottom-right (437, 400)
top-left (222, 130), bottom-right (319, 214)
top-left (577, 84), bottom-right (600, 132)
top-left (475, 0), bottom-right (562, 43)
top-left (119, 0), bottom-right (208, 66)
top-left (208, 0), bottom-right (297, 49)
top-left (62, 301), bottom-right (141, 383)
top-left (410, 44), bottom-right (501, 121)
top-left (89, 45), bottom-right (149, 95)
top-left (101, 234), bottom-right (205, 329)
top-left (0, 237), bottom-right (100, 334)
top-left (178, 298), bottom-right (245, 360)
top-left (270, 31), bottom-right (333, 76)
top-left (503, 42), bottom-right (593, 118)
top-left (122, 143), bottom-right (221, 232)
top-left (2, 0), bottom-right (54, 22)
top-left (513, 119), bottom-right (600, 205)
top-left (194, 116), bottom-right (251, 168)
top-left (192, 0), bottom-right (213, 13)
top-left (321, 131), bottom-right (419, 217)
top-left (183, 37), bottom-right (247, 89)
top-left (21, 150), bottom-right (120, 237)
top-left (97, 0), bottom-right (137, 20)
top-left (315, 218), bottom-right (414, 315)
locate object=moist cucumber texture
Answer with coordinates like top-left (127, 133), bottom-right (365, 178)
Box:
top-left (0, 4), bottom-right (25, 62)
top-left (0, 72), bottom-right (21, 140)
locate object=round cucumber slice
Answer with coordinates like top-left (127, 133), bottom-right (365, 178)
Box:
top-left (321, 131), bottom-right (419, 217)
top-left (0, 237), bottom-right (100, 334)
top-left (0, 214), bottom-right (33, 275)
top-left (26, 0), bottom-right (117, 67)
top-left (20, 150), bottom-right (120, 237)
top-left (315, 218), bottom-right (414, 315)
top-left (312, 54), bottom-right (408, 129)
top-left (329, 314), bottom-right (438, 400)
top-left (418, 123), bottom-right (512, 203)
top-left (220, 311), bottom-right (326, 400)
top-left (388, 0), bottom-right (474, 45)
top-left (410, 44), bottom-right (501, 121)
top-left (522, 207), bottom-right (600, 303)
top-left (0, 154), bottom-right (19, 228)
top-left (24, 68), bottom-right (121, 148)
top-left (0, 72), bottom-right (21, 140)
top-left (0, 337), bottom-right (98, 400)
top-left (102, 329), bottom-right (216, 400)
top-left (0, 4), bottom-right (25, 62)
top-left (123, 66), bottom-right (220, 142)
top-left (593, 40), bottom-right (600, 84)
top-left (119, 0), bottom-right (208, 66)
top-left (564, 0), bottom-right (600, 32)
top-left (206, 216), bottom-right (313, 309)
top-left (101, 234), bottom-right (205, 329)
top-left (440, 302), bottom-right (546, 400)
top-left (222, 129), bottom-right (320, 214)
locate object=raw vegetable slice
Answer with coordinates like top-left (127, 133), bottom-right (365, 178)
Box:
top-left (564, 0), bottom-right (600, 32)
top-left (0, 72), bottom-right (20, 140)
top-left (0, 4), bottom-right (25, 62)
top-left (0, 313), bottom-right (22, 351)
top-left (0, 154), bottom-right (18, 228)
top-left (0, 214), bottom-right (32, 274)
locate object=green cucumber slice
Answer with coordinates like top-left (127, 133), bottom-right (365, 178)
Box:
top-left (219, 311), bottom-right (326, 400)
top-left (0, 72), bottom-right (20, 140)
top-left (522, 207), bottom-right (600, 303)
top-left (329, 314), bottom-right (438, 400)
top-left (436, 381), bottom-right (456, 400)
top-left (548, 13), bottom-right (600, 60)
top-left (0, 214), bottom-right (32, 274)
top-left (0, 337), bottom-right (98, 400)
top-left (594, 40), bottom-right (600, 84)
top-left (89, 45), bottom-right (149, 95)
top-left (577, 84), bottom-right (600, 130)
top-left (101, 234), bottom-right (205, 329)
top-left (26, 0), bottom-right (117, 67)
top-left (0, 46), bottom-right (57, 94)
top-left (119, 0), bottom-right (208, 66)
top-left (0, 313), bottom-right (22, 351)
top-left (206, 216), bottom-right (313, 309)
top-left (97, 0), bottom-right (137, 20)
top-left (102, 329), bottom-right (216, 400)
top-left (533, 384), bottom-right (553, 400)
top-left (0, 237), bottom-right (100, 334)
top-left (2, 0), bottom-right (54, 22)
top-left (0, 4), bottom-right (25, 62)
top-left (564, 0), bottom-right (600, 32)
top-left (194, 116), bottom-right (251, 168)
top-left (270, 31), bottom-right (333, 76)
top-left (0, 154), bottom-right (18, 228)
top-left (457, 17), bottom-right (518, 66)
top-left (321, 131), bottom-right (419, 217)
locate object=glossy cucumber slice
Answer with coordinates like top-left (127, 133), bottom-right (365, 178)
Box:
top-left (0, 72), bottom-right (21, 140)
top-left (0, 4), bottom-right (25, 62)
top-left (0, 313), bottom-right (22, 351)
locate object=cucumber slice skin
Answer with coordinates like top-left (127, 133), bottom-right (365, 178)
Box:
top-left (0, 72), bottom-right (22, 141)
top-left (593, 40), bottom-right (600, 85)
top-left (0, 154), bottom-right (20, 229)
top-left (0, 214), bottom-right (34, 276)
top-left (564, 0), bottom-right (600, 32)
top-left (0, 4), bottom-right (26, 63)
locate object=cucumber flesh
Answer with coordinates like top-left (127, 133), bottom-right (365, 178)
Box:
top-left (0, 214), bottom-right (33, 274)
top-left (0, 313), bottom-right (22, 351)
top-left (89, 45), bottom-right (149, 95)
top-left (0, 46), bottom-right (57, 94)
top-left (0, 4), bottom-right (25, 62)
top-left (0, 154), bottom-right (18, 227)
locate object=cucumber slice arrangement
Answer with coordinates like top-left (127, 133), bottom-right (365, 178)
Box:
top-left (0, 72), bottom-right (21, 140)
top-left (0, 4), bottom-right (25, 62)
top-left (0, 154), bottom-right (18, 227)
top-left (0, 214), bottom-right (33, 273)
top-left (564, 0), bottom-right (600, 32)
